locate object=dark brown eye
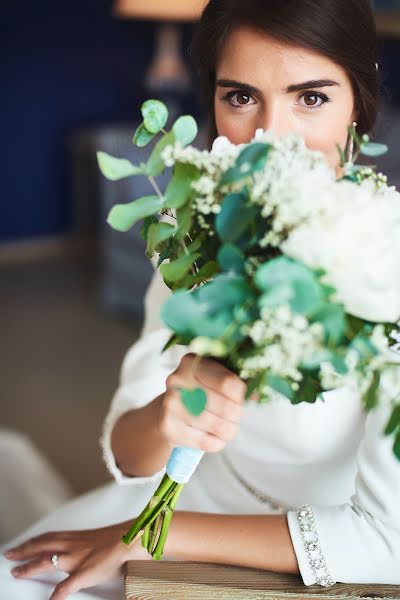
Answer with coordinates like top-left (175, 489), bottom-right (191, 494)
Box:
top-left (298, 91), bottom-right (329, 110)
top-left (304, 92), bottom-right (319, 106)
top-left (236, 92), bottom-right (251, 105)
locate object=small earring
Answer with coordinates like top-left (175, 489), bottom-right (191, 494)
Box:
top-left (346, 121), bottom-right (358, 163)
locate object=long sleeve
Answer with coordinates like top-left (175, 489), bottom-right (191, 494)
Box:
top-left (286, 398), bottom-right (400, 586)
top-left (100, 260), bottom-right (187, 485)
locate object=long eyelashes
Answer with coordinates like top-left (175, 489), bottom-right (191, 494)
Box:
top-left (220, 90), bottom-right (331, 110)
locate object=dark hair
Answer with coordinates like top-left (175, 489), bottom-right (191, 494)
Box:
top-left (190, 0), bottom-right (379, 147)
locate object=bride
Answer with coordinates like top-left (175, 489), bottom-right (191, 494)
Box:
top-left (3, 1), bottom-right (400, 598)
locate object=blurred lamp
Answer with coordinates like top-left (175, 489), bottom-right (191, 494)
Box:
top-left (113, 0), bottom-right (204, 22)
top-left (113, 1), bottom-right (205, 94)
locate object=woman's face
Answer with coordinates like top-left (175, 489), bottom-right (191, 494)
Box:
top-left (214, 27), bottom-right (357, 173)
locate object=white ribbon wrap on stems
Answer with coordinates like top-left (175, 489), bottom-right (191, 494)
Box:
top-left (166, 446), bottom-right (205, 484)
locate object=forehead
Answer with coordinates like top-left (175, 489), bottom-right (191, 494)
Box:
top-left (216, 26), bottom-right (346, 84)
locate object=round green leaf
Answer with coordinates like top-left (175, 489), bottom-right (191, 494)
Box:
top-left (255, 257), bottom-right (322, 316)
top-left (132, 123), bottom-right (156, 147)
top-left (107, 195), bottom-right (164, 232)
top-left (360, 142), bottom-right (388, 157)
top-left (161, 290), bottom-right (205, 335)
top-left (219, 143), bottom-right (271, 186)
top-left (164, 162), bottom-right (200, 209)
top-left (146, 222), bottom-right (177, 258)
top-left (160, 252), bottom-right (201, 283)
top-left (267, 375), bottom-right (295, 401)
top-left (215, 193), bottom-right (256, 242)
top-left (175, 200), bottom-right (193, 240)
top-left (146, 131), bottom-right (176, 176)
top-left (180, 387), bottom-right (207, 416)
top-left (141, 99), bottom-right (168, 134)
top-left (217, 243), bottom-right (245, 274)
top-left (309, 302), bottom-right (345, 346)
top-left (172, 115), bottom-right (198, 146)
top-left (97, 151), bottom-right (145, 180)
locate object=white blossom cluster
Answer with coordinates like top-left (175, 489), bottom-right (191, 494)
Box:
top-left (248, 130), bottom-right (335, 247)
top-left (161, 137), bottom-right (240, 231)
top-left (238, 304), bottom-right (324, 387)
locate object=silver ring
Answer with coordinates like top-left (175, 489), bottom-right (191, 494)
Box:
top-left (51, 553), bottom-right (59, 570)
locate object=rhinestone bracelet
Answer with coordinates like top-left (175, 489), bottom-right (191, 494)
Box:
top-left (297, 504), bottom-right (336, 587)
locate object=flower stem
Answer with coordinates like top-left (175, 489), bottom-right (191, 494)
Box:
top-left (152, 484), bottom-right (184, 560)
top-left (122, 476), bottom-right (176, 545)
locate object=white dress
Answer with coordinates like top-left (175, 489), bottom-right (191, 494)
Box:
top-left (1, 265), bottom-right (400, 599)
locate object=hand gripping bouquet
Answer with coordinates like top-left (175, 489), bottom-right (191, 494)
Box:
top-left (97, 100), bottom-right (400, 559)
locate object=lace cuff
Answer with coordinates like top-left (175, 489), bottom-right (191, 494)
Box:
top-left (287, 504), bottom-right (336, 587)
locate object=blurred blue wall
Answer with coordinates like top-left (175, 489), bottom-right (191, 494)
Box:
top-left (0, 1), bottom-right (399, 242)
top-left (0, 1), bottom-right (158, 242)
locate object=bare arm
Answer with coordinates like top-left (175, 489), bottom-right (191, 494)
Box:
top-left (6, 511), bottom-right (300, 599)
top-left (110, 354), bottom-right (247, 479)
top-left (165, 511), bottom-right (300, 575)
top-left (110, 393), bottom-right (174, 477)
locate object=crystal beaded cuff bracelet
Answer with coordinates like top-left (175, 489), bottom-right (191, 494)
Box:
top-left (297, 504), bottom-right (336, 587)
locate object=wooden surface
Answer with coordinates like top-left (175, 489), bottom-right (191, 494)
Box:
top-left (125, 561), bottom-right (400, 599)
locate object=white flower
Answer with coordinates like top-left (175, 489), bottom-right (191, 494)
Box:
top-left (282, 179), bottom-right (400, 323)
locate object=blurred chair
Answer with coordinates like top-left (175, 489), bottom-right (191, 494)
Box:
top-left (0, 429), bottom-right (74, 545)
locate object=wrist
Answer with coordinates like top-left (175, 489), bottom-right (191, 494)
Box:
top-left (154, 392), bottom-right (175, 452)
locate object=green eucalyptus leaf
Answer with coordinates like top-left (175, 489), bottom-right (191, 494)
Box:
top-left (172, 115), bottom-right (198, 146)
top-left (255, 257), bottom-right (322, 316)
top-left (180, 387), bottom-right (207, 416)
top-left (245, 373), bottom-right (265, 400)
top-left (140, 214), bottom-right (159, 241)
top-left (97, 151), bottom-right (146, 180)
top-left (360, 142), bottom-right (388, 157)
top-left (157, 238), bottom-right (174, 268)
top-left (350, 335), bottom-right (378, 361)
top-left (292, 371), bottom-right (323, 405)
top-left (197, 274), bottom-right (251, 311)
top-left (164, 162), bottom-right (200, 209)
top-left (267, 375), bottom-right (295, 401)
top-left (160, 252), bottom-right (201, 283)
top-left (146, 131), bottom-right (176, 177)
top-left (186, 234), bottom-right (205, 254)
top-left (146, 222), bottom-right (177, 258)
top-left (175, 201), bottom-right (193, 240)
top-left (161, 290), bottom-right (205, 335)
top-left (217, 243), bottom-right (245, 274)
top-left (161, 333), bottom-right (180, 353)
top-left (383, 404), bottom-right (400, 436)
top-left (364, 371), bottom-right (380, 410)
top-left (107, 195), bottom-right (164, 232)
top-left (178, 260), bottom-right (220, 288)
top-left (393, 430), bottom-right (400, 461)
top-left (309, 302), bottom-right (345, 346)
top-left (215, 193), bottom-right (256, 242)
top-left (219, 143), bottom-right (271, 186)
top-left (132, 123), bottom-right (155, 147)
top-left (336, 143), bottom-right (346, 166)
top-left (193, 309), bottom-right (234, 339)
top-left (141, 99), bottom-right (168, 134)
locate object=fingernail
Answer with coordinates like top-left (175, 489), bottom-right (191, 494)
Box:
top-left (11, 567), bottom-right (20, 576)
top-left (4, 550), bottom-right (14, 557)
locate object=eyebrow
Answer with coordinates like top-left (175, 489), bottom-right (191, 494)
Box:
top-left (216, 78), bottom-right (340, 94)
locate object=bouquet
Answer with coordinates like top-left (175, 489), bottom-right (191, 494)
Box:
top-left (97, 99), bottom-right (400, 559)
